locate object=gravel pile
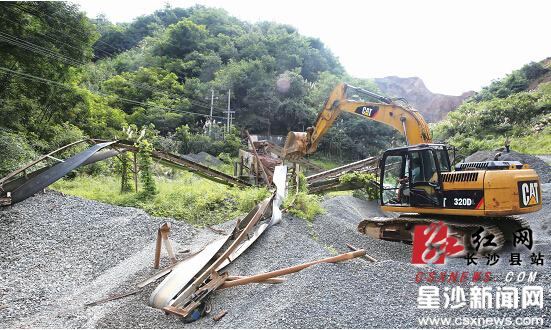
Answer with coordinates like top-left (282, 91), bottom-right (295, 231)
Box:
top-left (184, 152), bottom-right (223, 167)
top-left (0, 191), bottom-right (200, 328)
top-left (464, 149), bottom-right (551, 183)
top-left (313, 196), bottom-right (413, 263)
top-left (537, 155), bottom-right (551, 165)
top-left (1, 187), bottom-right (550, 328)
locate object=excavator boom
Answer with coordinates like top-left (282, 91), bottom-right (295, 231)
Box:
top-left (283, 83), bottom-right (431, 159)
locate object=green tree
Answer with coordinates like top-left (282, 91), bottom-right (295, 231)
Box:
top-left (154, 19), bottom-right (208, 58)
top-left (137, 139), bottom-right (157, 196)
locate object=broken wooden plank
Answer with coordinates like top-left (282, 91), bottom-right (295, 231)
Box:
top-left (159, 222), bottom-right (177, 264)
top-left (154, 227), bottom-right (163, 269)
top-left (225, 275), bottom-right (286, 284)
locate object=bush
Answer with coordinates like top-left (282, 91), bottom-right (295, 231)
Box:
top-left (284, 173), bottom-right (325, 222)
top-left (0, 129), bottom-right (38, 177)
top-left (137, 139), bottom-right (157, 197)
top-left (283, 192), bottom-right (325, 221)
top-left (339, 172), bottom-right (379, 201)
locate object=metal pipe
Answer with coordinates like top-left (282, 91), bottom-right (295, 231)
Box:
top-left (220, 250), bottom-right (365, 289)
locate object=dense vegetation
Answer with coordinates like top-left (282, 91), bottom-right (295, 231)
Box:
top-left (0, 2), bottom-right (399, 179)
top-left (433, 60), bottom-right (551, 155)
top-left (2, 2), bottom-right (548, 224)
top-left (0, 2), bottom-right (403, 224)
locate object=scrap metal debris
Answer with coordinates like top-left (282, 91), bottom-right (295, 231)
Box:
top-left (245, 130), bottom-right (274, 186)
top-left (148, 165), bottom-right (287, 319)
top-left (212, 309), bottom-right (228, 321)
top-left (346, 243), bottom-right (378, 262)
top-left (84, 289), bottom-right (142, 307)
top-left (220, 249), bottom-right (366, 289)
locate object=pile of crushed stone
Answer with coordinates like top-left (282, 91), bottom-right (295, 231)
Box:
top-left (465, 149), bottom-right (551, 183)
top-left (2, 188), bottom-right (550, 328)
top-left (184, 151), bottom-right (223, 167)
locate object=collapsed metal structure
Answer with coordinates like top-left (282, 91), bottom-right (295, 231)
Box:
top-left (0, 139), bottom-right (249, 206)
top-left (0, 138), bottom-right (376, 321)
top-left (306, 156), bottom-right (380, 193)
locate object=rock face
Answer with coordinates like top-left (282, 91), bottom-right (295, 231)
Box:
top-left (374, 76), bottom-right (474, 122)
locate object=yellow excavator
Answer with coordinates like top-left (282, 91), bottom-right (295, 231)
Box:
top-left (283, 83), bottom-right (542, 250)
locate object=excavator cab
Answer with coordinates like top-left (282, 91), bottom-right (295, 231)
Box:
top-left (380, 144), bottom-right (451, 208)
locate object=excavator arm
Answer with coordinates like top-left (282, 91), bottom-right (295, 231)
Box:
top-left (283, 83), bottom-right (432, 159)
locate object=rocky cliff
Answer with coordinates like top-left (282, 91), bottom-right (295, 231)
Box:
top-left (374, 76), bottom-right (474, 122)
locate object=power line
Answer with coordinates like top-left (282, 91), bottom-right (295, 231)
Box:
top-left (11, 2), bottom-right (121, 54)
top-left (0, 31), bottom-right (229, 114)
top-left (2, 15), bottom-right (87, 56)
top-left (0, 66), bottom-right (226, 120)
top-left (0, 31), bottom-right (84, 66)
top-left (3, 2), bottom-right (115, 59)
top-left (1, 6), bottom-right (236, 115)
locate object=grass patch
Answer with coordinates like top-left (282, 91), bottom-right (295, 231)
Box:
top-left (51, 173), bottom-right (269, 227)
top-left (325, 190), bottom-right (353, 197)
top-left (510, 129), bottom-right (551, 155)
top-left (308, 156), bottom-right (344, 170)
top-left (283, 191), bottom-right (325, 222)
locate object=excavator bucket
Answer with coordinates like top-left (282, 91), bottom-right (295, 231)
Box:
top-left (282, 131), bottom-right (309, 160)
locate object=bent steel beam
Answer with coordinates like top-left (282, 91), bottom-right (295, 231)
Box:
top-left (1, 138), bottom-right (250, 206)
top-left (109, 141), bottom-right (250, 188)
top-left (9, 141), bottom-right (117, 204)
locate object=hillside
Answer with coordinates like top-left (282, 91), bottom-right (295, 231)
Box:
top-left (433, 59), bottom-right (551, 155)
top-left (374, 76), bottom-right (473, 122)
top-left (0, 2), bottom-right (402, 177)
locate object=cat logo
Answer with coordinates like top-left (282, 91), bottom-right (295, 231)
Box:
top-left (355, 105), bottom-right (379, 118)
top-left (518, 181), bottom-right (540, 208)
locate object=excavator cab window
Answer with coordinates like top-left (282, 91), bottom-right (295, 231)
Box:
top-left (380, 154), bottom-right (408, 206)
top-left (434, 147), bottom-right (451, 172)
top-left (380, 146), bottom-right (445, 207)
top-left (408, 148), bottom-right (443, 207)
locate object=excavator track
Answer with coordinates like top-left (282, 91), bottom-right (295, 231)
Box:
top-left (357, 215), bottom-right (529, 255)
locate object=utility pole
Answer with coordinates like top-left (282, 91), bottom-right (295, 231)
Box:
top-left (230, 104), bottom-right (235, 128)
top-left (209, 89), bottom-right (214, 135)
top-left (222, 89), bottom-right (235, 134)
top-left (226, 89), bottom-right (231, 133)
